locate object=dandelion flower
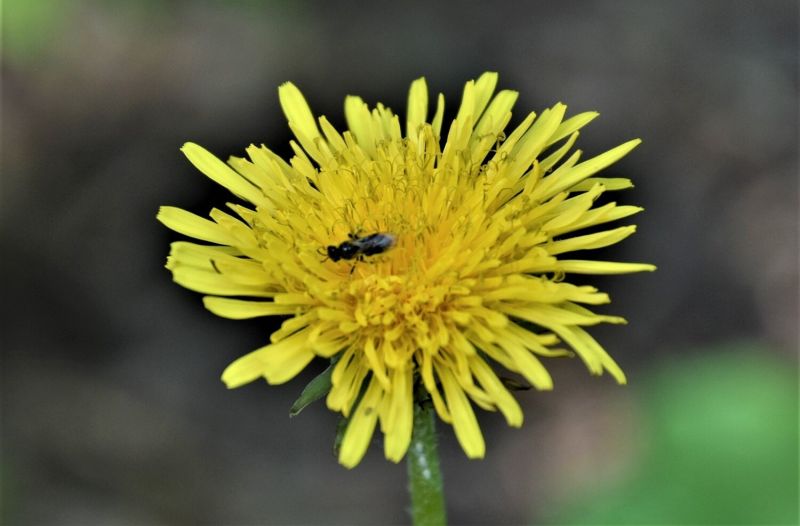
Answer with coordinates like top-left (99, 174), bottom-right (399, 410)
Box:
top-left (157, 72), bottom-right (655, 468)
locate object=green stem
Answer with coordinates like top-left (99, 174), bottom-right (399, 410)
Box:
top-left (407, 399), bottom-right (447, 526)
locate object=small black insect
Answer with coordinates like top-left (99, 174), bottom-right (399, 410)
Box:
top-left (326, 232), bottom-right (396, 262)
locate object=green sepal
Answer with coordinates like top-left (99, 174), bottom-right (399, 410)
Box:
top-left (333, 414), bottom-right (349, 458)
top-left (500, 376), bottom-right (532, 391)
top-left (289, 362), bottom-right (334, 417)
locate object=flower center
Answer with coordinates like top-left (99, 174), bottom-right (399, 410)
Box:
top-left (346, 274), bottom-right (455, 343)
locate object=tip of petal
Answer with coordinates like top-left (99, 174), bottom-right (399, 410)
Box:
top-left (221, 353), bottom-right (265, 389)
top-left (180, 142), bottom-right (207, 158)
top-left (537, 378), bottom-right (555, 391)
top-left (476, 71), bottom-right (499, 84)
top-left (465, 447), bottom-right (486, 460)
top-left (277, 81), bottom-right (299, 94)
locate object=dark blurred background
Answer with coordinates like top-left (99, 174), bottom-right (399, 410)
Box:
top-left (2, 1), bottom-right (798, 524)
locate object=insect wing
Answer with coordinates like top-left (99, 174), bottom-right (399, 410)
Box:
top-left (354, 233), bottom-right (396, 256)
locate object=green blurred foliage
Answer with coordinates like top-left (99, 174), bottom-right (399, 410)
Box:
top-left (1, 0), bottom-right (299, 64)
top-left (549, 343), bottom-right (799, 525)
top-left (2, 0), bottom-right (70, 62)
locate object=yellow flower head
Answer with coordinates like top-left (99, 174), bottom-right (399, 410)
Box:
top-left (158, 73), bottom-right (654, 468)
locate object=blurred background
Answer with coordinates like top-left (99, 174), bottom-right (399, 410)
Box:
top-left (2, 0), bottom-right (798, 524)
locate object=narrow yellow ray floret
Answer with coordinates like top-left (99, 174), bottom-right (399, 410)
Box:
top-left (158, 72), bottom-right (655, 468)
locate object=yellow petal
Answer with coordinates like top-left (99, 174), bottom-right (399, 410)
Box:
top-left (496, 336), bottom-right (553, 390)
top-left (406, 77), bottom-right (428, 136)
top-left (547, 225), bottom-right (637, 255)
top-left (157, 207), bottom-right (237, 246)
top-left (431, 93), bottom-right (445, 137)
top-left (504, 103), bottom-right (567, 181)
top-left (383, 367), bottom-right (414, 462)
top-left (167, 241), bottom-right (240, 271)
top-left (469, 357), bottom-right (523, 427)
top-left (278, 83), bottom-right (330, 165)
top-left (421, 351), bottom-right (451, 423)
top-left (534, 139), bottom-right (641, 200)
top-left (181, 143), bottom-right (264, 204)
top-left (221, 330), bottom-right (314, 388)
top-left (550, 324), bottom-right (627, 383)
top-left (570, 177), bottom-right (634, 192)
top-left (439, 367), bottom-right (485, 458)
top-left (203, 297), bottom-right (298, 319)
top-left (207, 256), bottom-right (272, 286)
top-left (363, 337), bottom-right (390, 390)
top-left (170, 266), bottom-right (276, 297)
top-left (339, 380), bottom-right (383, 468)
top-left (501, 303), bottom-right (625, 327)
top-left (547, 111), bottom-right (599, 146)
top-left (344, 96), bottom-right (376, 157)
top-left (470, 89), bottom-right (518, 165)
top-left (454, 72), bottom-right (497, 125)
top-left (556, 260), bottom-right (657, 274)
top-left (327, 348), bottom-right (367, 415)
top-left (549, 204), bottom-right (644, 237)
top-left (539, 130), bottom-right (580, 173)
